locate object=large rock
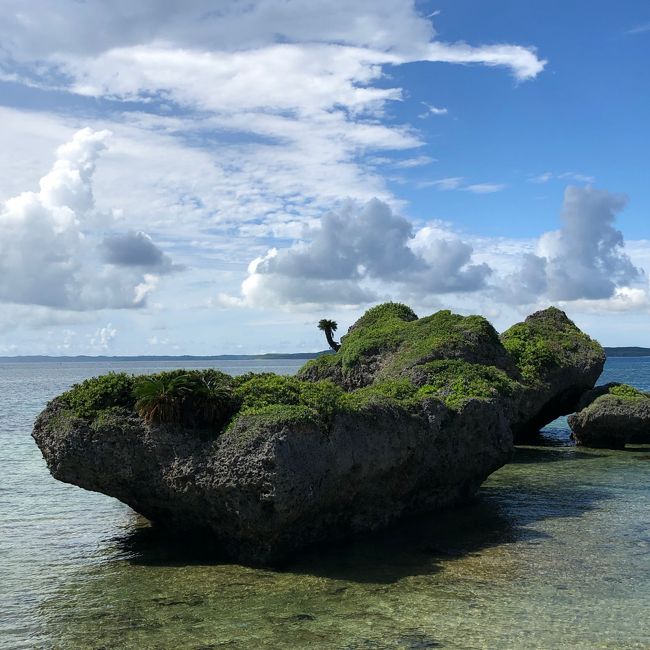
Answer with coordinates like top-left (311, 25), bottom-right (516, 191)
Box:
top-left (500, 307), bottom-right (605, 439)
top-left (32, 302), bottom-right (604, 563)
top-left (34, 395), bottom-right (510, 564)
top-left (568, 383), bottom-right (650, 448)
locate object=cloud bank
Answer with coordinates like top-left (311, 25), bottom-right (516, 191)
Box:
top-left (222, 198), bottom-right (491, 307)
top-left (0, 128), bottom-right (175, 310)
top-left (503, 186), bottom-right (644, 305)
top-left (225, 188), bottom-right (646, 312)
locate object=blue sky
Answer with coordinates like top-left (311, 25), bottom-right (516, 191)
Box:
top-left (0, 1), bottom-right (648, 355)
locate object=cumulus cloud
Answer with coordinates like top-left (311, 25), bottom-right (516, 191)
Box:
top-left (222, 198), bottom-right (491, 307)
top-left (101, 231), bottom-right (179, 272)
top-left (0, 128), bottom-right (175, 310)
top-left (90, 323), bottom-right (117, 351)
top-left (503, 186), bottom-right (644, 303)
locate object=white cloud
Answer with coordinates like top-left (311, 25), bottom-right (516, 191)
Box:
top-left (562, 286), bottom-right (650, 313)
top-left (424, 41), bottom-right (546, 81)
top-left (0, 128), bottom-right (174, 310)
top-left (530, 172), bottom-right (553, 184)
top-left (558, 171), bottom-right (596, 184)
top-left (101, 231), bottom-right (180, 272)
top-left (0, 3), bottom-right (545, 233)
top-left (502, 186), bottom-right (645, 304)
top-left (421, 177), bottom-right (505, 193)
top-left (529, 171), bottom-right (595, 184)
top-left (424, 177), bottom-right (465, 190)
top-left (626, 22), bottom-right (650, 35)
top-left (464, 183), bottom-right (507, 194)
top-left (419, 103), bottom-right (449, 118)
top-left (90, 323), bottom-right (117, 351)
top-left (223, 198), bottom-right (491, 307)
top-left (393, 155), bottom-right (437, 169)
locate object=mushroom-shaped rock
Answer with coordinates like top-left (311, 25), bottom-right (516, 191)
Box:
top-left (500, 307), bottom-right (605, 440)
top-left (32, 303), bottom-right (606, 564)
top-left (568, 383), bottom-right (650, 448)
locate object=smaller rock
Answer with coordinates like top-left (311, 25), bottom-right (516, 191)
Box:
top-left (500, 306), bottom-right (605, 439)
top-left (568, 383), bottom-right (650, 448)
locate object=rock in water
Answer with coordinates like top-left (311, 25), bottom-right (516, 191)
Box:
top-left (500, 307), bottom-right (605, 440)
top-left (568, 383), bottom-right (650, 448)
top-left (32, 303), bottom-right (604, 564)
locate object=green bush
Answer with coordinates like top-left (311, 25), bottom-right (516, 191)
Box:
top-left (413, 360), bottom-right (518, 410)
top-left (62, 372), bottom-right (136, 418)
top-left (299, 380), bottom-right (344, 423)
top-left (501, 307), bottom-right (603, 383)
top-left (500, 326), bottom-right (555, 382)
top-left (233, 373), bottom-right (302, 411)
top-left (608, 384), bottom-right (647, 400)
top-left (338, 379), bottom-right (418, 412)
top-left (234, 373), bottom-right (344, 424)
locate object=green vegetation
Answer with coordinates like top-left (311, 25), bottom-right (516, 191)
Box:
top-left (341, 307), bottom-right (501, 376)
top-left (607, 384), bottom-right (648, 400)
top-left (500, 325), bottom-right (555, 382)
top-left (318, 318), bottom-right (340, 352)
top-left (133, 373), bottom-right (189, 424)
top-left (349, 302), bottom-right (418, 330)
top-left (233, 373), bottom-right (343, 424)
top-left (61, 372), bottom-right (136, 418)
top-left (297, 351), bottom-right (341, 377)
top-left (58, 303), bottom-right (590, 439)
top-left (413, 360), bottom-right (519, 410)
top-left (61, 369), bottom-right (236, 430)
top-left (501, 306), bottom-right (603, 383)
top-left (233, 373), bottom-right (302, 411)
top-left (133, 369), bottom-right (236, 428)
top-left (224, 404), bottom-right (322, 447)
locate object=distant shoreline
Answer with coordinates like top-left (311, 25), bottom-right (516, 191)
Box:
top-left (0, 352), bottom-right (331, 362)
top-left (603, 347), bottom-right (650, 358)
top-left (0, 347), bottom-right (648, 361)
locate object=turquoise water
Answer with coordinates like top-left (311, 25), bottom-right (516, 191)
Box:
top-left (1, 358), bottom-right (649, 649)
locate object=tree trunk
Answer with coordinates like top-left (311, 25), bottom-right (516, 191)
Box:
top-left (325, 329), bottom-right (340, 352)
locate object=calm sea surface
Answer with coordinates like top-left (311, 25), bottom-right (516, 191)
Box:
top-left (1, 358), bottom-right (649, 649)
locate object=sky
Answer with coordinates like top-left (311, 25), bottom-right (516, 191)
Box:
top-left (0, 0), bottom-right (648, 355)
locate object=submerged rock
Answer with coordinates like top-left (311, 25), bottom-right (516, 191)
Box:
top-left (32, 302), bottom-right (604, 564)
top-left (568, 383), bottom-right (650, 448)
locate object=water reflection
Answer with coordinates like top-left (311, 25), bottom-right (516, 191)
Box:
top-left (35, 445), bottom-right (627, 650)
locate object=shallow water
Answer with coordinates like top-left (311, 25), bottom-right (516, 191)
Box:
top-left (1, 358), bottom-right (649, 649)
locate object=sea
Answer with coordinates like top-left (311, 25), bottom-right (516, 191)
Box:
top-left (1, 357), bottom-right (649, 649)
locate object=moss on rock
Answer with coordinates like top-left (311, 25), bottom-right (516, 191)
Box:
top-left (412, 360), bottom-right (520, 411)
top-left (569, 383), bottom-right (650, 448)
top-left (298, 304), bottom-right (511, 390)
top-left (501, 306), bottom-right (603, 384)
top-left (46, 302), bottom-right (605, 446)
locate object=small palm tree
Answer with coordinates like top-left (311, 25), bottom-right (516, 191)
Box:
top-left (318, 318), bottom-right (341, 352)
top-left (184, 374), bottom-right (236, 428)
top-left (134, 374), bottom-right (189, 424)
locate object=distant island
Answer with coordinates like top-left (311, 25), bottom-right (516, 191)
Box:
top-left (0, 352), bottom-right (330, 362)
top-left (604, 347), bottom-right (650, 357)
top-left (2, 347), bottom-right (648, 362)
